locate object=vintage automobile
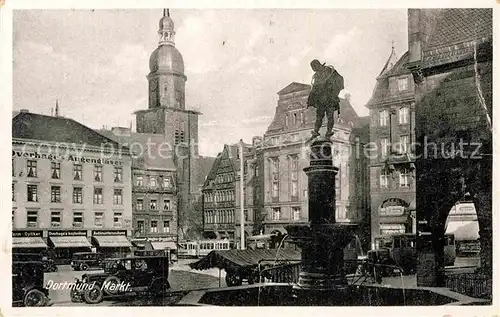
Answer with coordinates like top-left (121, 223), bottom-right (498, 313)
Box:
top-left (71, 252), bottom-right (105, 271)
top-left (12, 261), bottom-right (52, 307)
top-left (71, 255), bottom-right (171, 304)
top-left (12, 253), bottom-right (58, 272)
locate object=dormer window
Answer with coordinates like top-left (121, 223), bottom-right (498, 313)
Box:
top-left (398, 77), bottom-right (408, 91)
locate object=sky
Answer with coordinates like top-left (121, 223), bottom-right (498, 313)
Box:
top-left (13, 9), bottom-right (408, 157)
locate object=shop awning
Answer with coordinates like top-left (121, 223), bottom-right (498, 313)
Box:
top-left (93, 235), bottom-right (132, 248)
top-left (150, 241), bottom-right (177, 250)
top-left (12, 237), bottom-right (47, 249)
top-left (445, 221), bottom-right (479, 241)
top-left (50, 236), bottom-right (92, 248)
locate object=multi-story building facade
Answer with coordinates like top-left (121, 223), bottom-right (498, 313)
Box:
top-left (12, 110), bottom-right (133, 261)
top-left (201, 143), bottom-right (256, 246)
top-left (98, 128), bottom-right (179, 250)
top-left (366, 46), bottom-right (417, 243)
top-left (254, 82), bottom-right (370, 244)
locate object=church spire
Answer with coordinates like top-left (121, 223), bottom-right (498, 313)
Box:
top-left (55, 99), bottom-right (60, 117)
top-left (158, 8), bottom-right (175, 46)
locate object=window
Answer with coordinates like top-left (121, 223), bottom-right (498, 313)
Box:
top-left (12, 183), bottom-right (15, 201)
top-left (51, 162), bottom-right (61, 179)
top-left (114, 167), bottom-right (123, 183)
top-left (398, 77), bottom-right (408, 91)
top-left (292, 112), bottom-right (297, 125)
top-left (94, 166), bottom-right (103, 182)
top-left (51, 211), bottom-right (61, 227)
top-left (137, 220), bottom-right (145, 234)
top-left (164, 199), bottom-right (170, 211)
top-left (73, 211), bottom-right (83, 228)
top-left (93, 187), bottom-right (103, 204)
top-left (379, 110), bottom-right (389, 127)
top-left (150, 176), bottom-right (157, 187)
top-left (136, 199), bottom-right (144, 210)
top-left (271, 158), bottom-right (279, 174)
top-left (27, 185), bottom-right (38, 202)
top-left (272, 207), bottom-right (281, 220)
top-left (255, 165), bottom-right (259, 177)
top-left (380, 137), bottom-right (390, 157)
top-left (399, 168), bottom-right (411, 187)
top-left (380, 169), bottom-right (389, 188)
top-left (163, 221), bottom-right (170, 233)
top-left (292, 207), bottom-right (301, 221)
top-left (399, 107), bottom-right (409, 124)
top-left (271, 136), bottom-right (279, 145)
top-left (150, 220), bottom-right (158, 233)
top-left (285, 115), bottom-right (289, 127)
top-left (27, 160), bottom-right (37, 177)
top-left (72, 187), bottom-right (83, 204)
top-left (163, 177), bottom-right (172, 188)
top-left (113, 189), bottom-right (123, 205)
top-left (150, 199), bottom-right (157, 210)
top-left (244, 210), bottom-right (248, 222)
top-left (291, 133), bottom-right (299, 142)
top-left (272, 182), bottom-right (279, 198)
top-left (51, 186), bottom-right (61, 203)
top-left (94, 212), bottom-right (104, 227)
top-left (399, 135), bottom-right (410, 153)
top-left (27, 210), bottom-right (38, 228)
top-left (291, 181), bottom-right (298, 197)
top-left (12, 158), bottom-right (14, 177)
top-left (136, 175), bottom-right (144, 186)
top-left (73, 164), bottom-right (83, 181)
top-left (113, 212), bottom-right (123, 228)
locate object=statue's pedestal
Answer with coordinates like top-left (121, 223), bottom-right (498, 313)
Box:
top-left (286, 140), bottom-right (356, 295)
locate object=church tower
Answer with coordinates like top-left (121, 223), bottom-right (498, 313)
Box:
top-left (135, 10), bottom-right (202, 239)
top-left (147, 9), bottom-right (186, 109)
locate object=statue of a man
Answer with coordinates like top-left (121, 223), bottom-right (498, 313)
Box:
top-left (307, 59), bottom-right (344, 139)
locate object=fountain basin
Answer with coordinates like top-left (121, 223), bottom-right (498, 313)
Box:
top-left (175, 283), bottom-right (489, 306)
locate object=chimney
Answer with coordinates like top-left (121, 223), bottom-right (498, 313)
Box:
top-left (407, 9), bottom-right (441, 64)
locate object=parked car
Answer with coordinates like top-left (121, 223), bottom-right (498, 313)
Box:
top-left (12, 253), bottom-right (58, 272)
top-left (71, 255), bottom-right (171, 304)
top-left (12, 261), bottom-right (52, 307)
top-left (71, 252), bottom-right (104, 271)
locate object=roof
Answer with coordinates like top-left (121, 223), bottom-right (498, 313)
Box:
top-left (426, 9), bottom-right (492, 50)
top-left (98, 129), bottom-right (176, 170)
top-left (189, 248), bottom-right (301, 270)
top-left (422, 9), bottom-right (492, 68)
top-left (277, 82), bottom-right (311, 95)
top-left (203, 143), bottom-right (254, 188)
top-left (196, 156), bottom-right (217, 185)
top-left (367, 52), bottom-right (413, 107)
top-left (12, 112), bottom-right (123, 149)
top-left (378, 47), bottom-right (399, 77)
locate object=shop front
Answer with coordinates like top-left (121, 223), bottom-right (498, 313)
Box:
top-left (144, 237), bottom-right (177, 260)
top-left (47, 230), bottom-right (92, 264)
top-left (12, 230), bottom-right (47, 254)
top-left (378, 198), bottom-right (411, 237)
top-left (92, 230), bottom-right (132, 258)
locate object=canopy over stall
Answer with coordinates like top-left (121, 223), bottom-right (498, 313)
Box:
top-left (189, 248), bottom-right (301, 271)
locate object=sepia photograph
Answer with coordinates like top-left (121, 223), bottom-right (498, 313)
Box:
top-left (2, 2), bottom-right (496, 313)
